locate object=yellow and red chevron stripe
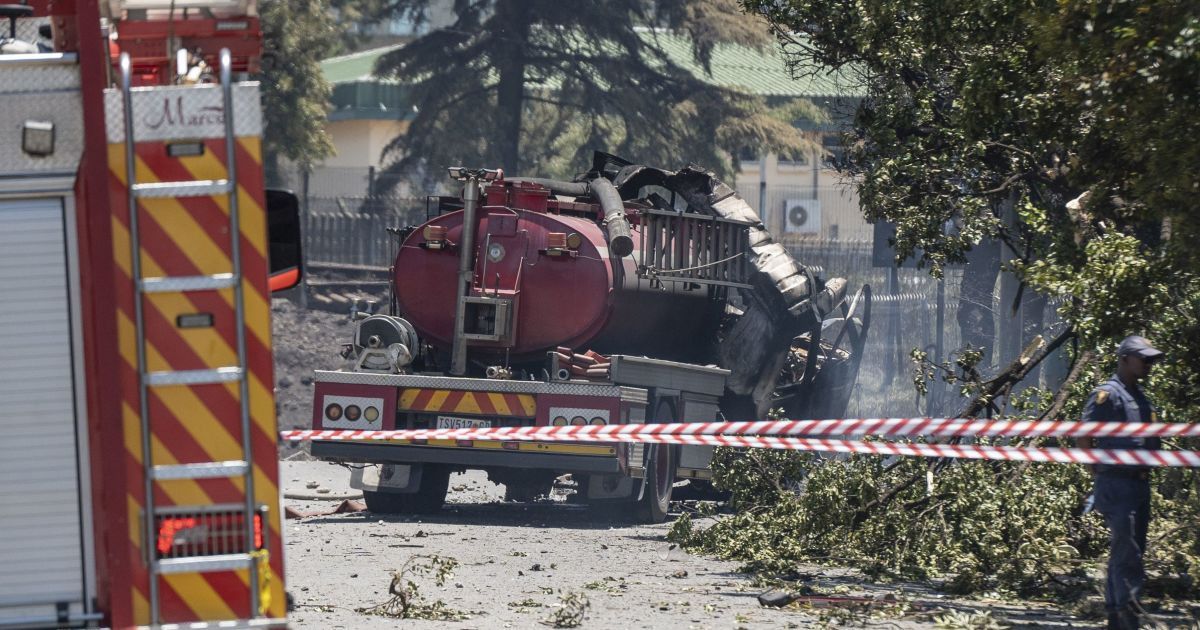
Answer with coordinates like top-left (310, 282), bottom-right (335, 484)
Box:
top-left (108, 136), bottom-right (285, 625)
top-left (398, 388), bottom-right (537, 417)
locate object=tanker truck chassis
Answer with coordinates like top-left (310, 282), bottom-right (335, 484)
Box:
top-left (310, 152), bottom-right (870, 523)
top-left (311, 354), bottom-right (729, 522)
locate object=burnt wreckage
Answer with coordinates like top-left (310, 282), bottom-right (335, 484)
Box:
top-left (406, 151), bottom-right (871, 421)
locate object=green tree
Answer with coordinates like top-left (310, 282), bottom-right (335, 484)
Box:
top-left (666, 0), bottom-right (1200, 603)
top-left (258, 0), bottom-right (340, 183)
top-left (368, 0), bottom-right (819, 186)
top-left (739, 0), bottom-right (1199, 406)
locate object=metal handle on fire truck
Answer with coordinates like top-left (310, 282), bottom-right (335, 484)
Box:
top-left (448, 167), bottom-right (486, 376)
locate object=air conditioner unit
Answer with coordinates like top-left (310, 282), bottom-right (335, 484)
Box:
top-left (783, 198), bottom-right (821, 234)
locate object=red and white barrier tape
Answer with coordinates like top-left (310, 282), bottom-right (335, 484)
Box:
top-left (285, 416), bottom-right (1200, 441)
top-left (281, 419), bottom-right (1200, 467)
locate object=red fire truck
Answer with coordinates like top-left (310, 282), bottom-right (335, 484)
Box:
top-left (309, 157), bottom-right (871, 523)
top-left (0, 1), bottom-right (299, 627)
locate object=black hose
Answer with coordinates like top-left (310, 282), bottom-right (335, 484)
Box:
top-left (507, 178), bottom-right (591, 197)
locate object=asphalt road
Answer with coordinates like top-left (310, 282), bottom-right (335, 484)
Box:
top-left (280, 460), bottom-right (1091, 629)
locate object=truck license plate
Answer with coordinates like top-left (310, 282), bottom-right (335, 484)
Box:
top-left (436, 416), bottom-right (492, 430)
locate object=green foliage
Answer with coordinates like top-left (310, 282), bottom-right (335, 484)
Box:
top-left (358, 555), bottom-right (469, 620)
top-left (369, 0), bottom-right (821, 187)
top-left (696, 0), bottom-right (1200, 603)
top-left (541, 591), bottom-right (589, 628)
top-left (932, 610), bottom-right (1007, 629)
top-left (739, 0), bottom-right (1200, 370)
top-left (258, 0), bottom-right (339, 179)
top-left (671, 448), bottom-right (1200, 599)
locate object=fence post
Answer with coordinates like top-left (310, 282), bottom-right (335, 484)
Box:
top-left (757, 152), bottom-right (767, 220)
top-left (927, 275), bottom-right (945, 416)
top-left (299, 169), bottom-right (310, 310)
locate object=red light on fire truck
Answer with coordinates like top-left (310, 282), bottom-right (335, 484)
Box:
top-left (155, 517), bottom-right (198, 555)
top-left (154, 509), bottom-right (266, 559)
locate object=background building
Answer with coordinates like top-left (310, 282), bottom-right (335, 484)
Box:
top-left (309, 33), bottom-right (869, 242)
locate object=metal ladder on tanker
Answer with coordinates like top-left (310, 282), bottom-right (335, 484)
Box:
top-left (119, 49), bottom-right (262, 626)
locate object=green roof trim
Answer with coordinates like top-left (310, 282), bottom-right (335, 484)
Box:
top-left (319, 31), bottom-right (862, 120)
top-left (642, 31), bottom-right (863, 99)
top-left (321, 43), bottom-right (405, 85)
top-left (328, 81), bottom-right (414, 121)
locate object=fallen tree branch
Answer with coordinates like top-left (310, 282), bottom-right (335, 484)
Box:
top-left (852, 472), bottom-right (924, 527)
top-left (850, 326), bottom-right (1077, 523)
top-left (959, 325), bottom-right (1076, 419)
top-left (1038, 349), bottom-right (1096, 423)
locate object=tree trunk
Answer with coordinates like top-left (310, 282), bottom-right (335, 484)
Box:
top-left (494, 0), bottom-right (530, 175)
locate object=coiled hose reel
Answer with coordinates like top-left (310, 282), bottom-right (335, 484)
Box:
top-left (351, 315), bottom-right (419, 373)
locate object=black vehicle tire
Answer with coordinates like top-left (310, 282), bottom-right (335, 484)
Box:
top-left (631, 443), bottom-right (676, 523)
top-left (362, 465), bottom-right (451, 514)
top-left (627, 398), bottom-right (678, 523)
top-left (566, 474), bottom-right (590, 504)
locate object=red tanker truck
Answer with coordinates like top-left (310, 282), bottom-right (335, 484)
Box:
top-left (309, 152), bottom-right (870, 522)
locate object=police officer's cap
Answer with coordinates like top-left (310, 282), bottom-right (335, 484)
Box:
top-left (1117, 335), bottom-right (1164, 362)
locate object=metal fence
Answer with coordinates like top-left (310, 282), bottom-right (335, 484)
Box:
top-left (303, 195), bottom-right (424, 268)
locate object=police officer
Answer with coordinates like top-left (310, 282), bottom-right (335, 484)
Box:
top-left (1079, 335), bottom-right (1164, 630)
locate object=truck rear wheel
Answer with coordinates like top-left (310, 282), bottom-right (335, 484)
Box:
top-left (630, 443), bottom-right (676, 523)
top-left (362, 465), bottom-right (451, 514)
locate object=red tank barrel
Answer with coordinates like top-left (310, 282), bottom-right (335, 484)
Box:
top-left (393, 178), bottom-right (723, 364)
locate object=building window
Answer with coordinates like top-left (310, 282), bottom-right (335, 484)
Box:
top-left (777, 151), bottom-right (809, 168)
top-left (737, 146), bottom-right (760, 164)
top-left (822, 135), bottom-right (847, 169)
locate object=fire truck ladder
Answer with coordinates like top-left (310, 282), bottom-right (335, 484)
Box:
top-left (119, 49), bottom-right (262, 625)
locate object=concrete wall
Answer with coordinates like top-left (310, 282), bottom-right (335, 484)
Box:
top-left (322, 119), bottom-right (409, 169)
top-left (734, 150), bottom-right (871, 243)
top-left (309, 119), bottom-right (412, 197)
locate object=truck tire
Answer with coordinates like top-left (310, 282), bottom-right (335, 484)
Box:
top-left (628, 398), bottom-right (678, 523)
top-left (362, 465), bottom-right (451, 514)
top-left (631, 443), bottom-right (676, 523)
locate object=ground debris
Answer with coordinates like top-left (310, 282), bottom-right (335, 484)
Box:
top-left (930, 609), bottom-right (1008, 629)
top-left (356, 555), bottom-right (474, 621)
top-left (541, 591), bottom-right (589, 628)
top-left (285, 499), bottom-right (366, 519)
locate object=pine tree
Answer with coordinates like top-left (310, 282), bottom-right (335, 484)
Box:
top-left (368, 0), bottom-right (819, 187)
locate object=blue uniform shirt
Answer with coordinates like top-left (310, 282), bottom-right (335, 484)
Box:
top-left (1082, 375), bottom-right (1161, 468)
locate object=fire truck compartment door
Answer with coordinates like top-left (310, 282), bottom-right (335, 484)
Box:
top-left (0, 196), bottom-right (95, 625)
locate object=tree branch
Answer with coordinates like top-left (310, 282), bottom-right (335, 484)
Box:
top-left (1037, 349), bottom-right (1096, 422)
top-left (959, 324), bottom-right (1076, 419)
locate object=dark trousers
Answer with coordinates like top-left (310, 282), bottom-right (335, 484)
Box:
top-left (1094, 473), bottom-right (1151, 615)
